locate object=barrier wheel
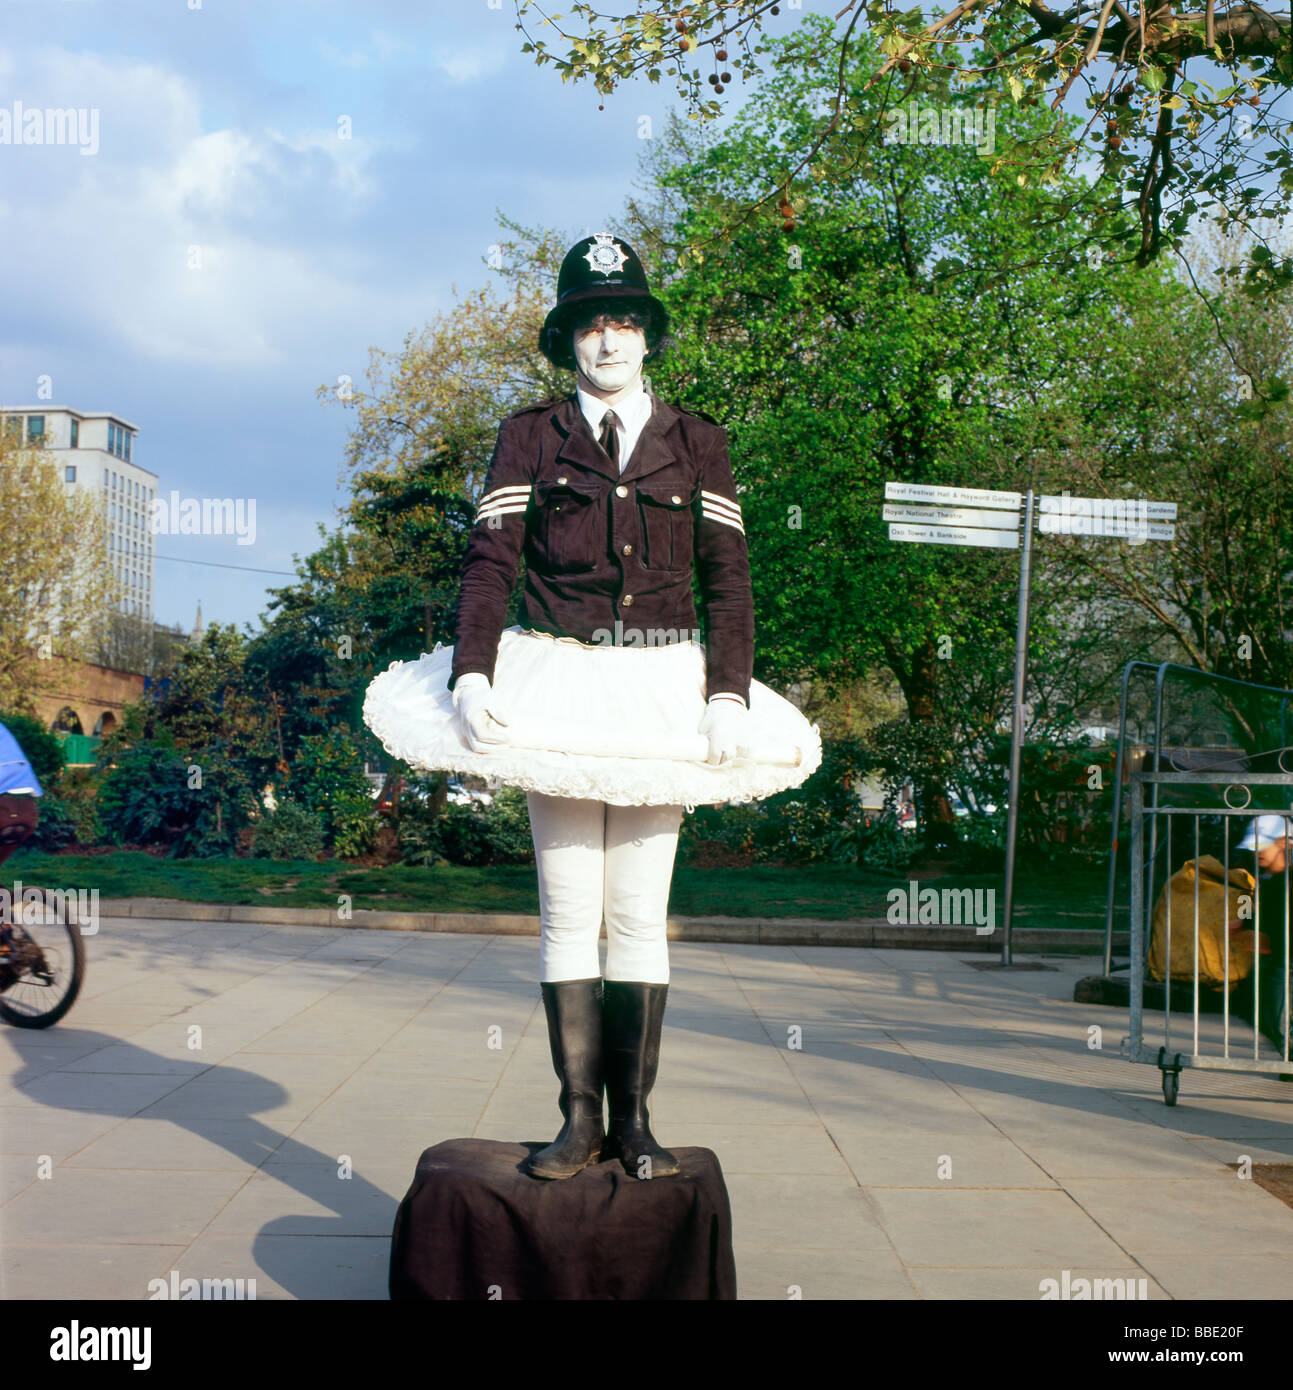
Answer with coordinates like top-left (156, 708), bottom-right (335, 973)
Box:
top-left (1162, 1069), bottom-right (1179, 1106)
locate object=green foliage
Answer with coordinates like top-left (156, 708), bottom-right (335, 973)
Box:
top-left (28, 795), bottom-right (78, 852)
top-left (398, 785), bottom-right (535, 868)
top-left (95, 740), bottom-right (257, 859)
top-left (961, 731), bottom-right (1116, 868)
top-left (0, 711), bottom-right (65, 790)
top-left (518, 6), bottom-right (1293, 305)
top-left (677, 736), bottom-right (913, 870)
top-left (95, 743), bottom-right (193, 850)
top-left (245, 530), bottom-right (386, 761)
top-left (288, 729), bottom-right (378, 857)
top-left (252, 801), bottom-right (326, 861)
top-left (829, 811), bottom-right (919, 873)
top-left (629, 32), bottom-right (1206, 856)
top-left (865, 715), bottom-right (1115, 868)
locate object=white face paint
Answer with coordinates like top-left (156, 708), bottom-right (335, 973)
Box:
top-left (573, 314), bottom-right (647, 395)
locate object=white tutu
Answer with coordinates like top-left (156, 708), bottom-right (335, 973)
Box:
top-left (362, 626), bottom-right (823, 808)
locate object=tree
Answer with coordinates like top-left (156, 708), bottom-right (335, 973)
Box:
top-left (514, 3), bottom-right (1293, 354)
top-left (0, 428), bottom-right (118, 712)
top-left (318, 280), bottom-right (564, 494)
top-left (1035, 226), bottom-right (1293, 690)
top-left (93, 611), bottom-right (158, 675)
top-left (0, 711), bottom-right (65, 791)
top-left (247, 529), bottom-right (376, 759)
top-left (596, 27), bottom-right (1231, 842)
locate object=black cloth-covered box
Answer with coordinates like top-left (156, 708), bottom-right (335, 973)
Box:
top-left (389, 1138), bottom-right (737, 1300)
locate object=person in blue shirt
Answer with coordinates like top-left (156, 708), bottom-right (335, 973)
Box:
top-left (0, 722), bottom-right (43, 868)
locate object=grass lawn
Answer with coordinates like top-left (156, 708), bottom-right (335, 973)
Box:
top-left (5, 848), bottom-right (1121, 929)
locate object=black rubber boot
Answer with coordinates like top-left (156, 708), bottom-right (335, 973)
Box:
top-left (602, 980), bottom-right (679, 1179)
top-left (523, 978), bottom-right (606, 1180)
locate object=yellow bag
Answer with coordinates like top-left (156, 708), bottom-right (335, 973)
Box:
top-left (1148, 855), bottom-right (1258, 986)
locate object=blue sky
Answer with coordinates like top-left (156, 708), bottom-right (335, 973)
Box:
top-left (0, 0), bottom-right (792, 636)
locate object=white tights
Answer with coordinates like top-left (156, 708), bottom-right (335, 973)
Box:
top-left (526, 791), bottom-right (683, 984)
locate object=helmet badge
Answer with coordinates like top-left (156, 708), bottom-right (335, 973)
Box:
top-left (583, 232), bottom-right (629, 278)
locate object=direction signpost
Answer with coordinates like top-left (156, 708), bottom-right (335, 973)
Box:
top-left (883, 483), bottom-right (1177, 965)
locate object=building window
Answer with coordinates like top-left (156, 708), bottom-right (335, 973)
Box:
top-left (124, 432), bottom-right (132, 463)
top-left (108, 423), bottom-right (116, 455)
top-left (65, 465), bottom-right (77, 483)
top-left (70, 418), bottom-right (79, 448)
top-left (26, 416), bottom-right (44, 443)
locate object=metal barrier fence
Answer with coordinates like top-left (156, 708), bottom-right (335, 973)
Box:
top-left (1103, 660), bottom-right (1293, 977)
top-left (1122, 771), bottom-right (1293, 1105)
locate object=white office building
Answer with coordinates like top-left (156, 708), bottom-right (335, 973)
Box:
top-left (1, 406), bottom-right (157, 620)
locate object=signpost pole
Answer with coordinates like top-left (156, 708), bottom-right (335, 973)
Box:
top-left (1000, 489), bottom-right (1036, 965)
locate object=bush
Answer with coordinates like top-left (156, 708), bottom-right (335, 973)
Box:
top-left (399, 785), bottom-right (534, 867)
top-left (0, 711), bottom-right (65, 791)
top-left (332, 802), bottom-right (378, 859)
top-left (950, 809), bottom-right (1007, 872)
top-left (828, 811), bottom-right (919, 872)
top-left (290, 730), bottom-right (378, 857)
top-left (95, 740), bottom-right (254, 858)
top-left (27, 795), bottom-right (78, 852)
top-left (252, 801), bottom-right (326, 861)
top-left (958, 731), bottom-right (1116, 867)
top-left (678, 735), bottom-right (884, 868)
top-left (96, 743), bottom-right (201, 850)
top-left (60, 773), bottom-right (104, 847)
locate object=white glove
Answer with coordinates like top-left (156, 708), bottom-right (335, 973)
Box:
top-left (697, 694), bottom-right (752, 765)
top-left (452, 673), bottom-right (509, 754)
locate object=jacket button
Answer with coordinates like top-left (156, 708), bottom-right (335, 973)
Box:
top-left (557, 475), bottom-right (568, 485)
top-left (622, 544), bottom-right (632, 556)
top-left (615, 485), bottom-right (628, 498)
top-left (622, 594), bottom-right (634, 606)
top-left (671, 494), bottom-right (682, 505)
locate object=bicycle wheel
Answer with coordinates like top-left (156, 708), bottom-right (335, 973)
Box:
top-left (0, 888), bottom-right (86, 1029)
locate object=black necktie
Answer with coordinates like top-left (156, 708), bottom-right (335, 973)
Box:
top-left (598, 409), bottom-right (620, 469)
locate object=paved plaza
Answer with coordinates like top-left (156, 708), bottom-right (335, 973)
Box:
top-left (4, 914), bottom-right (1293, 1300)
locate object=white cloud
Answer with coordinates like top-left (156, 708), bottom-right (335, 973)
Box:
top-left (0, 45), bottom-right (404, 369)
top-left (433, 47), bottom-right (507, 84)
top-left (316, 38), bottom-right (373, 70)
top-left (317, 29), bottom-right (419, 71)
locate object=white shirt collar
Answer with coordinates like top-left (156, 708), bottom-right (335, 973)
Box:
top-left (576, 381), bottom-right (652, 435)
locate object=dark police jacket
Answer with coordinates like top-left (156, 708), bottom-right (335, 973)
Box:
top-left (449, 390), bottom-right (755, 706)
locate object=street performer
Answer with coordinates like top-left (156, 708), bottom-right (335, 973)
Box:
top-left (364, 232), bottom-right (821, 1181)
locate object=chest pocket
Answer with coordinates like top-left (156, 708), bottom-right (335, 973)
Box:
top-left (636, 484), bottom-right (695, 572)
top-left (532, 478), bottom-right (603, 573)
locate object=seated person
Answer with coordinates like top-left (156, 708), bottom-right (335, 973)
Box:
top-left (1231, 813), bottom-right (1292, 1050)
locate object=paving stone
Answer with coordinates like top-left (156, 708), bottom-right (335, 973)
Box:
top-left (733, 1245), bottom-right (916, 1300)
top-left (1062, 1177), bottom-right (1293, 1257)
top-left (0, 1168), bottom-right (249, 1245)
top-left (174, 1232), bottom-right (390, 1300)
top-left (864, 1187), bottom-right (1130, 1267)
top-left (0, 1242), bottom-right (185, 1301)
top-left (198, 1163), bottom-right (401, 1237)
top-left (909, 1266), bottom-right (1168, 1300)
